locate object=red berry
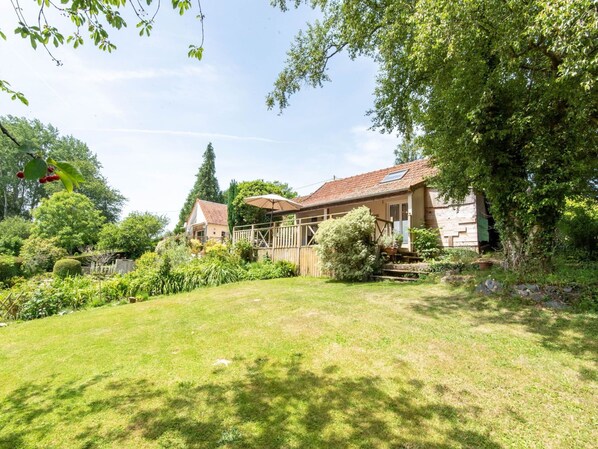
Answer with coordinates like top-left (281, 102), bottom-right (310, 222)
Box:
top-left (39, 177), bottom-right (48, 184)
top-left (47, 166), bottom-right (55, 173)
top-left (50, 175), bottom-right (60, 182)
top-left (16, 171), bottom-right (25, 179)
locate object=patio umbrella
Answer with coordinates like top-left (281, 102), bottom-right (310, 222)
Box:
top-left (244, 194), bottom-right (302, 221)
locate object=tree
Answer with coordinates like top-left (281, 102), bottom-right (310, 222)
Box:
top-left (1, 0), bottom-right (205, 104)
top-left (0, 116), bottom-right (125, 222)
top-left (394, 139), bottom-right (424, 165)
top-left (32, 191), bottom-right (105, 253)
top-left (175, 142), bottom-right (222, 232)
top-left (0, 216), bottom-right (32, 256)
top-left (98, 212), bottom-right (168, 259)
top-left (232, 180), bottom-right (297, 226)
top-left (227, 179), bottom-right (239, 234)
top-left (269, 0), bottom-right (598, 270)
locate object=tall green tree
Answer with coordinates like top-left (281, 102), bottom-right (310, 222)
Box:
top-left (175, 143), bottom-right (222, 232)
top-left (0, 116), bottom-right (126, 222)
top-left (227, 179), bottom-right (239, 234)
top-left (32, 191), bottom-right (105, 253)
top-left (269, 0), bottom-right (598, 270)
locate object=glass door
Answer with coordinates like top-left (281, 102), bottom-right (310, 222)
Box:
top-left (389, 203), bottom-right (409, 244)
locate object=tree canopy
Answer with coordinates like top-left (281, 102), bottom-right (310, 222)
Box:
top-left (269, 0), bottom-right (598, 269)
top-left (98, 212), bottom-right (168, 259)
top-left (232, 180), bottom-right (297, 226)
top-left (175, 142), bottom-right (223, 232)
top-left (32, 191), bottom-right (105, 253)
top-left (0, 116), bottom-right (125, 222)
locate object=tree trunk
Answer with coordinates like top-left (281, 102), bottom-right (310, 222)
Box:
top-left (501, 220), bottom-right (554, 272)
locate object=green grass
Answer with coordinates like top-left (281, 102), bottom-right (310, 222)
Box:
top-left (1, 278), bottom-right (596, 449)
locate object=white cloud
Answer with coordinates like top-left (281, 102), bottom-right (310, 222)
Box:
top-left (74, 127), bottom-right (288, 144)
top-left (345, 126), bottom-right (400, 169)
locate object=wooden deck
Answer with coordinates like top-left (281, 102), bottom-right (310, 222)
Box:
top-left (233, 213), bottom-right (393, 277)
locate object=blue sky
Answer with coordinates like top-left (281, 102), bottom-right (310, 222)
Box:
top-left (0, 1), bottom-right (399, 228)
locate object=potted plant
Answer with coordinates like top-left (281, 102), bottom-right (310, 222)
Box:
top-left (380, 232), bottom-right (403, 257)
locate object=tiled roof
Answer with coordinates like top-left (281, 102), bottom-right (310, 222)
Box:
top-left (298, 158), bottom-right (436, 209)
top-left (197, 200), bottom-right (228, 226)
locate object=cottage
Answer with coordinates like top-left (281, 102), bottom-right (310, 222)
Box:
top-left (185, 199), bottom-right (229, 243)
top-left (294, 158), bottom-right (490, 250)
top-left (232, 159), bottom-right (491, 275)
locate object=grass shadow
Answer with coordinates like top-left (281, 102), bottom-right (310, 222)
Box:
top-left (410, 288), bottom-right (598, 363)
top-left (0, 355), bottom-right (503, 449)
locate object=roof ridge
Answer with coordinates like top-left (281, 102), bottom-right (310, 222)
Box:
top-left (319, 158), bottom-right (428, 186)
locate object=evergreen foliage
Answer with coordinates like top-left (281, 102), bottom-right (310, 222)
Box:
top-left (227, 179), bottom-right (238, 234)
top-left (175, 142), bottom-right (222, 232)
top-left (53, 259), bottom-right (83, 278)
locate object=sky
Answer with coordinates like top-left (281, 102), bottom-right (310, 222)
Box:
top-left (0, 1), bottom-right (400, 228)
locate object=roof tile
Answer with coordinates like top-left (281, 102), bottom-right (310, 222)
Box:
top-left (197, 200), bottom-right (228, 226)
top-left (298, 159), bottom-right (436, 209)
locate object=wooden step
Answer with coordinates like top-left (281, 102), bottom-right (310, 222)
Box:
top-left (372, 275), bottom-right (418, 282)
top-left (383, 263), bottom-right (430, 272)
top-left (383, 269), bottom-right (430, 275)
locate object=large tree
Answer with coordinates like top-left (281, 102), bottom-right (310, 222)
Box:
top-left (0, 116), bottom-right (125, 222)
top-left (268, 0), bottom-right (598, 270)
top-left (32, 191), bottom-right (105, 253)
top-left (175, 142), bottom-right (223, 232)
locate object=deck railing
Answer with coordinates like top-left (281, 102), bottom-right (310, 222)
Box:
top-left (232, 213), bottom-right (393, 249)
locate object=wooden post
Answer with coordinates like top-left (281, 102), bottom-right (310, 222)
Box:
top-left (296, 223), bottom-right (301, 271)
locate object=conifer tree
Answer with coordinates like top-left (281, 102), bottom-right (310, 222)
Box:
top-left (175, 143), bottom-right (222, 233)
top-left (227, 179), bottom-right (238, 234)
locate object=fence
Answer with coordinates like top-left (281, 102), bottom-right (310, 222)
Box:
top-left (89, 259), bottom-right (135, 275)
top-left (0, 292), bottom-right (26, 321)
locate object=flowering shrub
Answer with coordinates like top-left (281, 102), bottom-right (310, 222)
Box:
top-left (315, 206), bottom-right (378, 281)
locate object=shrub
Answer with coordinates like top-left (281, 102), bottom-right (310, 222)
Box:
top-left (0, 216), bottom-right (32, 256)
top-left (442, 248), bottom-right (479, 264)
top-left (557, 197), bottom-right (598, 259)
top-left (200, 258), bottom-right (243, 286)
top-left (315, 206), bottom-right (378, 281)
top-left (155, 235), bottom-right (192, 267)
top-left (233, 239), bottom-right (255, 263)
top-left (53, 259), bottom-right (83, 278)
top-left (243, 260), bottom-right (298, 280)
top-left (0, 255), bottom-right (22, 284)
top-left (20, 236), bottom-right (68, 274)
top-left (204, 240), bottom-right (232, 261)
top-left (411, 227), bottom-right (442, 260)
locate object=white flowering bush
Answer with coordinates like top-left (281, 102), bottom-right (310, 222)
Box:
top-left (315, 206), bottom-right (378, 281)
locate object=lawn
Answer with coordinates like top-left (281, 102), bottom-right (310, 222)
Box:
top-left (0, 278), bottom-right (596, 449)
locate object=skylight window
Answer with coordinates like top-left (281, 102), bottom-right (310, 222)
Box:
top-left (380, 170), bottom-right (408, 183)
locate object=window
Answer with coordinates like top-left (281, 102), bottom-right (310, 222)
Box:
top-left (381, 170), bottom-right (408, 183)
